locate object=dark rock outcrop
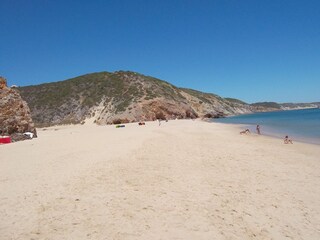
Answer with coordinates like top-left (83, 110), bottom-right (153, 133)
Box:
top-left (0, 76), bottom-right (37, 142)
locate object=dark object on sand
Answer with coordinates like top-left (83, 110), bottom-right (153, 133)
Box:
top-left (138, 122), bottom-right (145, 126)
top-left (203, 112), bottom-right (226, 119)
top-left (116, 125), bottom-right (125, 128)
top-left (10, 133), bottom-right (31, 142)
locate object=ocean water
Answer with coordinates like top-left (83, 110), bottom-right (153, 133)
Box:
top-left (213, 108), bottom-right (320, 144)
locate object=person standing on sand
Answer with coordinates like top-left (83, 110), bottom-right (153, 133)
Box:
top-left (256, 125), bottom-right (261, 135)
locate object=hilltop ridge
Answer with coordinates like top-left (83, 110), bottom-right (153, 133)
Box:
top-left (17, 71), bottom-right (319, 127)
top-left (18, 71), bottom-right (252, 126)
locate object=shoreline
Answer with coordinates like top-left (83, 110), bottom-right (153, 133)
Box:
top-left (214, 121), bottom-right (320, 146)
top-left (1, 120), bottom-right (320, 239)
top-left (213, 108), bottom-right (320, 145)
top-left (3, 119), bottom-right (319, 146)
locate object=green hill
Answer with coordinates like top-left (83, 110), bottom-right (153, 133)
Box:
top-left (18, 71), bottom-right (252, 126)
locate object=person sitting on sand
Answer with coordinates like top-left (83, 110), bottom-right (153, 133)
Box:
top-left (284, 135), bottom-right (293, 144)
top-left (240, 129), bottom-right (250, 135)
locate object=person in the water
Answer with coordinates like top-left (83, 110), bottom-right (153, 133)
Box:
top-left (256, 125), bottom-right (261, 135)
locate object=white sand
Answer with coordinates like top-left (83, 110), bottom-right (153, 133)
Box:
top-left (1, 120), bottom-right (320, 240)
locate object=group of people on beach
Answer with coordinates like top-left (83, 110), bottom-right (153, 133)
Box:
top-left (240, 124), bottom-right (293, 144)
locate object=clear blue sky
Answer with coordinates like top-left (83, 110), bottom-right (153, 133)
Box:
top-left (1, 0), bottom-right (319, 103)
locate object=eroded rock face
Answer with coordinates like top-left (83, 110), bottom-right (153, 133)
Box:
top-left (0, 76), bottom-right (7, 89)
top-left (0, 76), bottom-right (37, 141)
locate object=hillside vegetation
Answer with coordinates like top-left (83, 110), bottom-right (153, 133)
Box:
top-left (19, 71), bottom-right (317, 126)
top-left (19, 71), bottom-right (252, 126)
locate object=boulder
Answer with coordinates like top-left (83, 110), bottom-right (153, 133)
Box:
top-left (203, 112), bottom-right (226, 119)
top-left (0, 76), bottom-right (37, 142)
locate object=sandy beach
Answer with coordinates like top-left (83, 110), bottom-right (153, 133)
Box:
top-left (1, 120), bottom-right (320, 240)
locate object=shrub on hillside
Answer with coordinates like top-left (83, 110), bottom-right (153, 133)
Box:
top-left (155, 112), bottom-right (166, 120)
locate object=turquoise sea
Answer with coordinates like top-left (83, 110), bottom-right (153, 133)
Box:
top-left (213, 108), bottom-right (320, 144)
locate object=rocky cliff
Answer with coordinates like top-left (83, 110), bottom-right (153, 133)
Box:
top-left (18, 71), bottom-right (252, 126)
top-left (0, 77), bottom-right (37, 141)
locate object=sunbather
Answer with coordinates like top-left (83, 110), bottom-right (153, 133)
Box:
top-left (240, 129), bottom-right (250, 135)
top-left (284, 135), bottom-right (293, 144)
